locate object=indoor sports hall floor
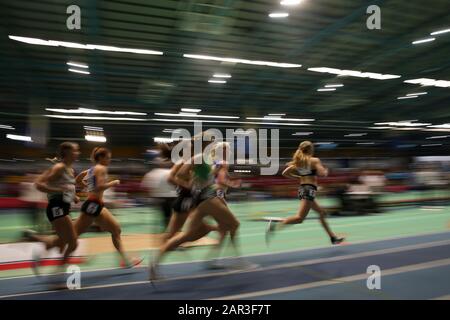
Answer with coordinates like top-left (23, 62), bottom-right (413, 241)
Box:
top-left (0, 197), bottom-right (449, 300)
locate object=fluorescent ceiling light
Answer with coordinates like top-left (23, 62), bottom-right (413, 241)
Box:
top-left (0, 125), bottom-right (15, 130)
top-left (247, 117), bottom-right (315, 122)
top-left (46, 115), bottom-right (146, 121)
top-left (431, 28), bottom-right (450, 36)
top-left (315, 142), bottom-right (334, 145)
top-left (152, 118), bottom-right (311, 126)
top-left (397, 96), bottom-right (418, 100)
top-left (421, 144), bottom-right (442, 147)
top-left (292, 132), bottom-right (313, 136)
top-left (427, 124), bottom-right (450, 129)
top-left (281, 0), bottom-right (301, 5)
top-left (426, 136), bottom-right (448, 139)
top-left (68, 68), bottom-right (90, 75)
top-left (67, 61), bottom-right (88, 69)
top-left (325, 84), bottom-right (344, 88)
top-left (46, 108), bottom-right (146, 116)
top-left (308, 67), bottom-right (400, 80)
top-left (85, 135), bottom-right (106, 143)
top-left (6, 134), bottom-right (32, 142)
top-left (412, 38), bottom-right (435, 45)
top-left (268, 113), bottom-right (286, 116)
top-left (407, 92), bottom-right (427, 96)
top-left (208, 79), bottom-right (226, 84)
top-left (84, 126), bottom-right (103, 132)
top-left (181, 108), bottom-right (201, 113)
top-left (269, 13), bottom-right (289, 18)
top-left (213, 74), bottom-right (232, 78)
top-left (9, 35), bottom-right (163, 55)
top-left (317, 88), bottom-right (336, 92)
top-left (183, 54), bottom-right (301, 68)
top-left (375, 121), bottom-right (431, 127)
top-left (369, 126), bottom-right (392, 129)
top-left (155, 112), bottom-right (239, 119)
top-left (404, 78), bottom-right (450, 88)
top-left (357, 142), bottom-right (375, 145)
top-left (345, 133), bottom-right (367, 137)
top-left (154, 137), bottom-right (177, 143)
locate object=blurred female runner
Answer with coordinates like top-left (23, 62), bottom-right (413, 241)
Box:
top-left (266, 141), bottom-right (344, 245)
top-left (162, 140), bottom-right (195, 242)
top-left (30, 142), bottom-right (80, 277)
top-left (74, 147), bottom-right (142, 268)
top-left (150, 135), bottom-right (252, 280)
top-left (160, 139), bottom-right (226, 269)
top-left (212, 142), bottom-right (242, 205)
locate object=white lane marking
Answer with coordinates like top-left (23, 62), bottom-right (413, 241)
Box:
top-left (209, 258), bottom-right (450, 300)
top-left (1, 229), bottom-right (449, 282)
top-left (1, 239), bottom-right (450, 299)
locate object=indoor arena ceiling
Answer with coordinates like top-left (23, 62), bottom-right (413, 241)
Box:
top-left (0, 0), bottom-right (449, 151)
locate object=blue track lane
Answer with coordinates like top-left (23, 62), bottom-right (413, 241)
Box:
top-left (1, 231), bottom-right (449, 300)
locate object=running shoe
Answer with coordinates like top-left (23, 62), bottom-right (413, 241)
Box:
top-left (30, 248), bottom-right (43, 277)
top-left (265, 220), bottom-right (277, 246)
top-left (331, 236), bottom-right (345, 245)
top-left (149, 263), bottom-right (161, 281)
top-left (204, 259), bottom-right (226, 270)
top-left (22, 229), bottom-right (39, 242)
top-left (120, 256), bottom-right (144, 269)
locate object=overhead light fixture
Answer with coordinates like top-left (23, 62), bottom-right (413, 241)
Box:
top-left (292, 132), bottom-right (313, 136)
top-left (315, 142), bottom-right (334, 145)
top-left (369, 126), bottom-right (391, 130)
top-left (357, 142), bottom-right (376, 145)
top-left (84, 126), bottom-right (103, 132)
top-left (46, 115), bottom-right (146, 121)
top-left (152, 118), bottom-right (311, 126)
top-left (155, 112), bottom-right (239, 119)
top-left (375, 121), bottom-right (431, 127)
top-left (6, 134), bottom-right (32, 142)
top-left (213, 74), bottom-right (232, 78)
top-left (317, 88), bottom-right (336, 92)
top-left (9, 35), bottom-right (164, 55)
top-left (181, 108), bottom-right (201, 113)
top-left (407, 92), bottom-right (427, 96)
top-left (183, 54), bottom-right (301, 68)
top-left (247, 117), bottom-right (315, 122)
top-left (325, 84), bottom-right (344, 88)
top-left (397, 96), bottom-right (418, 100)
top-left (0, 125), bottom-right (15, 130)
top-left (67, 61), bottom-right (89, 69)
top-left (281, 0), bottom-right (302, 5)
top-left (430, 28), bottom-right (450, 36)
top-left (427, 124), bottom-right (450, 129)
top-left (268, 113), bottom-right (286, 116)
top-left (46, 107), bottom-right (146, 116)
top-left (412, 38), bottom-right (435, 45)
top-left (308, 67), bottom-right (400, 80)
top-left (426, 136), bottom-right (448, 139)
top-left (208, 79), bottom-right (226, 84)
top-left (85, 135), bottom-right (106, 143)
top-left (421, 144), bottom-right (442, 147)
top-left (154, 137), bottom-right (178, 143)
top-left (404, 78), bottom-right (450, 88)
top-left (345, 133), bottom-right (367, 137)
top-left (68, 68), bottom-right (90, 75)
top-left (269, 12), bottom-right (289, 18)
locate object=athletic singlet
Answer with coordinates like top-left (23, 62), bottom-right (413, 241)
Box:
top-left (296, 166), bottom-right (317, 177)
top-left (47, 166), bottom-right (76, 203)
top-left (84, 166), bottom-right (108, 193)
